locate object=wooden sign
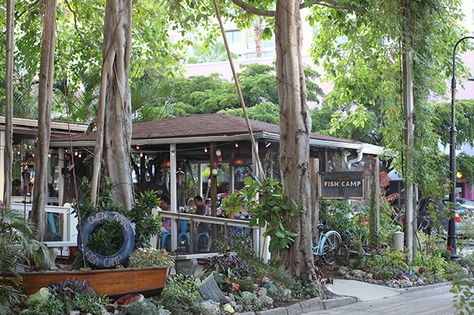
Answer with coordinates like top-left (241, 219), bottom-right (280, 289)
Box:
top-left (319, 172), bottom-right (365, 199)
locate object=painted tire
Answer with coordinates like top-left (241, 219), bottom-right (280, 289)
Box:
top-left (78, 211), bottom-right (135, 268)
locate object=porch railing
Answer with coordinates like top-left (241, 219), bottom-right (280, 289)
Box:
top-left (155, 210), bottom-right (260, 255)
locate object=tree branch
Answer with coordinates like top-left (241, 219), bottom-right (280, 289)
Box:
top-left (230, 0), bottom-right (275, 17)
top-left (64, 0), bottom-right (87, 45)
top-left (301, 0), bottom-right (366, 12)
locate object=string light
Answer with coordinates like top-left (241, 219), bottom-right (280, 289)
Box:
top-left (140, 152), bottom-right (144, 158)
top-left (235, 143), bottom-right (239, 148)
top-left (74, 151), bottom-right (78, 156)
top-left (204, 147), bottom-right (208, 153)
top-left (78, 153), bottom-right (82, 158)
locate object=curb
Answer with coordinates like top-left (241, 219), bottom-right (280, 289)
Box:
top-left (398, 281), bottom-right (451, 294)
top-left (237, 296), bottom-right (359, 315)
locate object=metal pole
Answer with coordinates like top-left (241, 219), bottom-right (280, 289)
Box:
top-left (449, 36), bottom-right (474, 259)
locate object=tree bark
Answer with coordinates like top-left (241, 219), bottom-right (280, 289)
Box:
top-left (254, 18), bottom-right (263, 58)
top-left (274, 0), bottom-right (314, 279)
top-left (4, 0), bottom-right (15, 207)
top-left (32, 0), bottom-right (57, 241)
top-left (91, 0), bottom-right (134, 210)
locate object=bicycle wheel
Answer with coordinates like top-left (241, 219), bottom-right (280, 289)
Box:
top-left (322, 231), bottom-right (342, 265)
top-left (336, 244), bottom-right (349, 265)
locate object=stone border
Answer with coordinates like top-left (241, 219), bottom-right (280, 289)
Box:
top-left (237, 296), bottom-right (359, 315)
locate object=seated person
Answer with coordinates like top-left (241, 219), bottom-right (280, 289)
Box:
top-left (160, 195), bottom-right (171, 234)
top-left (193, 195), bottom-right (209, 216)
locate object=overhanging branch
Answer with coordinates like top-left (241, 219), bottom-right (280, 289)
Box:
top-left (230, 0), bottom-right (275, 17)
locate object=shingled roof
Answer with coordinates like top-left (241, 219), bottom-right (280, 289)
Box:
top-left (50, 114), bottom-right (384, 154)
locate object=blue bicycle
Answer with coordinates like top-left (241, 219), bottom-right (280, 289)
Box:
top-left (312, 224), bottom-right (344, 265)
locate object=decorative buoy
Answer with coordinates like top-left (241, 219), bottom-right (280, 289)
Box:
top-left (79, 211), bottom-right (135, 268)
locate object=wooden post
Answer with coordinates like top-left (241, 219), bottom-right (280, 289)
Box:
top-left (230, 165), bottom-right (235, 193)
top-left (210, 143), bottom-right (217, 217)
top-left (189, 217), bottom-right (195, 254)
top-left (309, 158), bottom-right (320, 242)
top-left (170, 144), bottom-right (177, 252)
top-left (224, 222), bottom-right (229, 251)
top-left (198, 163), bottom-right (203, 197)
top-left (58, 148), bottom-right (65, 206)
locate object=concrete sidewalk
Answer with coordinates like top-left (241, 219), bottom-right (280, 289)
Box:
top-left (326, 279), bottom-right (400, 301)
top-left (325, 279), bottom-right (451, 302)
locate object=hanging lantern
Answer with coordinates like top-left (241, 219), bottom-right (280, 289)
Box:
top-left (211, 161), bottom-right (218, 176)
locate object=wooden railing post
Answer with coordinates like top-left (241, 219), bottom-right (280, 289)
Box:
top-left (189, 218), bottom-right (195, 254)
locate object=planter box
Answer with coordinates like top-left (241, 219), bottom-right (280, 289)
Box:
top-left (22, 267), bottom-right (167, 297)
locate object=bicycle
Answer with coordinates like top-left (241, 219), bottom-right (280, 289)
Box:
top-left (312, 224), bottom-right (345, 265)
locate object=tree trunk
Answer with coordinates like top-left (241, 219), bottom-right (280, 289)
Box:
top-left (4, 0), bottom-right (15, 207)
top-left (274, 0), bottom-right (314, 279)
top-left (254, 18), bottom-right (263, 58)
top-left (91, 0), bottom-right (133, 210)
top-left (32, 0), bottom-right (57, 241)
top-left (402, 0), bottom-right (415, 264)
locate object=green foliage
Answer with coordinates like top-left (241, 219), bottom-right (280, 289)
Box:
top-left (120, 298), bottom-right (170, 315)
top-left (222, 177), bottom-right (300, 252)
top-left (432, 100), bottom-right (474, 147)
top-left (452, 277), bottom-right (474, 314)
top-left (367, 250), bottom-right (409, 279)
top-left (204, 252), bottom-right (251, 278)
top-left (457, 153), bottom-right (474, 185)
top-left (320, 200), bottom-right (363, 241)
top-left (160, 275), bottom-right (201, 315)
top-left (413, 250), bottom-right (448, 278)
top-left (0, 207), bottom-right (53, 314)
top-left (128, 191), bottom-right (162, 248)
top-left (309, 0), bottom-right (465, 199)
top-left (128, 247), bottom-right (174, 268)
top-left (0, 284), bottom-right (21, 315)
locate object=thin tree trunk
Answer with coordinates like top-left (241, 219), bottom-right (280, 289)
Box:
top-left (4, 0), bottom-right (15, 207)
top-left (274, 0), bottom-right (314, 279)
top-left (254, 18), bottom-right (263, 58)
top-left (91, 0), bottom-right (133, 210)
top-left (402, 0), bottom-right (415, 264)
top-left (32, 0), bottom-right (57, 241)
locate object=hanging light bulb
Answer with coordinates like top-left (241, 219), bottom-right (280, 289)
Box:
top-left (48, 154), bottom-right (51, 158)
top-left (216, 149), bottom-right (222, 157)
top-left (204, 147), bottom-right (208, 153)
top-left (74, 151), bottom-right (78, 156)
top-left (235, 143), bottom-right (239, 148)
top-left (78, 153), bottom-right (82, 158)
top-left (140, 152), bottom-right (144, 158)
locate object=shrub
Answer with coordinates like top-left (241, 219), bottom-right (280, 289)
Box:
top-left (160, 275), bottom-right (201, 315)
top-left (128, 247), bottom-right (174, 268)
top-left (120, 298), bottom-right (170, 315)
top-left (204, 252), bottom-right (251, 278)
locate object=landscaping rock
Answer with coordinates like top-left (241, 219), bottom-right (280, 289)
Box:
top-left (256, 287), bottom-right (268, 297)
top-left (199, 300), bottom-right (221, 315)
top-left (338, 266), bottom-right (349, 275)
top-left (351, 269), bottom-right (366, 278)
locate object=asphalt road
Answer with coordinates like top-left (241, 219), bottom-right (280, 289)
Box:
top-left (305, 284), bottom-right (456, 315)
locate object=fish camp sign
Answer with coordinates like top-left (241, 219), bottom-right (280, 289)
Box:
top-left (319, 172), bottom-right (365, 199)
